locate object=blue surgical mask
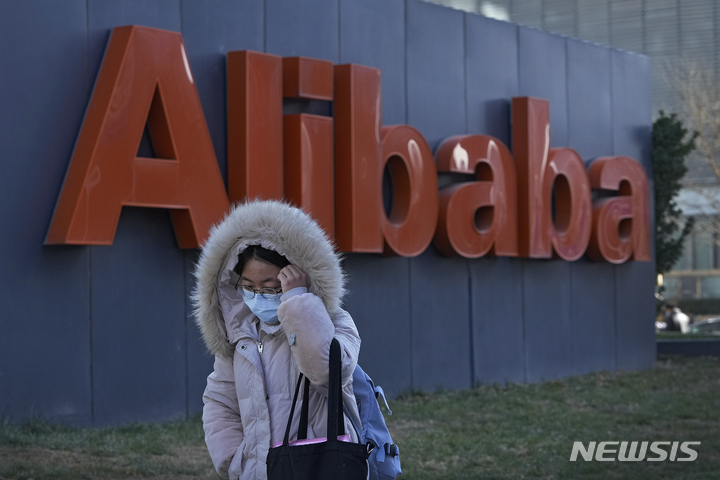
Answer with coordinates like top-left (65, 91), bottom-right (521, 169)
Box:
top-left (244, 294), bottom-right (281, 324)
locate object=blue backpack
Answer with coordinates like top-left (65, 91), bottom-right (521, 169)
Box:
top-left (349, 365), bottom-right (402, 480)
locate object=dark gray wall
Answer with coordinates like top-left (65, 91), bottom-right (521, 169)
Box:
top-left (0, 0), bottom-right (655, 427)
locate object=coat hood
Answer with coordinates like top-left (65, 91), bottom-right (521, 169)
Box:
top-left (192, 199), bottom-right (346, 358)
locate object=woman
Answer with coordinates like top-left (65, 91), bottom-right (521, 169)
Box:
top-left (193, 199), bottom-right (362, 480)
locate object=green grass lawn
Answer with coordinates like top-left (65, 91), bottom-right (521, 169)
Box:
top-left (389, 355), bottom-right (720, 479)
top-left (2, 355), bottom-right (719, 479)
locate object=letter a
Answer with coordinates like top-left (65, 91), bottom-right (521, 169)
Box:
top-left (587, 156), bottom-right (651, 262)
top-left (434, 134), bottom-right (518, 258)
top-left (46, 26), bottom-right (230, 248)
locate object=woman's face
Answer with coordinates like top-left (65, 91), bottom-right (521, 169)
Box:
top-left (239, 258), bottom-right (282, 291)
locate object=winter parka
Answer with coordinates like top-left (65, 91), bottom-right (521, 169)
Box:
top-left (193, 200), bottom-right (362, 480)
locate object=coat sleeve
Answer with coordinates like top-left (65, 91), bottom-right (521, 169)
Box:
top-left (202, 354), bottom-right (245, 478)
top-left (278, 292), bottom-right (360, 388)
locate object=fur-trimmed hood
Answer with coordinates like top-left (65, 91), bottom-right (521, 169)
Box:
top-left (192, 200), bottom-right (346, 358)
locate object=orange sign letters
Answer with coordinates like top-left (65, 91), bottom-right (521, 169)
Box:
top-left (434, 134), bottom-right (518, 258)
top-left (46, 26), bottom-right (651, 263)
top-left (45, 26), bottom-right (230, 248)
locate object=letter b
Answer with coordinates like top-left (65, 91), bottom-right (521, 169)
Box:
top-left (512, 97), bottom-right (591, 261)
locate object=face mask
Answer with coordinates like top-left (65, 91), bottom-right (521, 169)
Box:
top-left (243, 294), bottom-right (281, 324)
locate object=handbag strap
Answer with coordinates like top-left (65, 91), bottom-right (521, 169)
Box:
top-left (327, 338), bottom-right (345, 439)
top-left (280, 338), bottom-right (344, 446)
top-left (298, 377), bottom-right (310, 440)
top-left (282, 372), bottom-right (310, 446)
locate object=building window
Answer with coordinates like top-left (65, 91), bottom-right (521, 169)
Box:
top-left (700, 276), bottom-right (720, 298)
top-left (666, 215), bottom-right (720, 300)
top-left (692, 217), bottom-right (715, 270)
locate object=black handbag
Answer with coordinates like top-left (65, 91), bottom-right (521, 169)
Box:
top-left (267, 338), bottom-right (369, 480)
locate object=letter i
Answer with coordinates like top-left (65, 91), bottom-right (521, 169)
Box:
top-left (670, 441), bottom-right (679, 461)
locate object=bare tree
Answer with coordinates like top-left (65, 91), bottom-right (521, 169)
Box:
top-left (668, 60), bottom-right (720, 250)
top-left (672, 60), bottom-right (720, 183)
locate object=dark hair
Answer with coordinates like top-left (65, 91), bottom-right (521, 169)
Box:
top-left (233, 245), bottom-right (290, 276)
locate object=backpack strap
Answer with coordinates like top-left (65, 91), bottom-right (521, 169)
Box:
top-left (374, 385), bottom-right (392, 416)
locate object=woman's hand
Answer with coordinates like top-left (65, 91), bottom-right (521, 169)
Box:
top-left (278, 265), bottom-right (308, 292)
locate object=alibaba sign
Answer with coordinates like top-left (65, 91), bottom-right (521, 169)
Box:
top-left (45, 26), bottom-right (650, 264)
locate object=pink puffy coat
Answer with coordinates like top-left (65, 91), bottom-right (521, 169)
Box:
top-left (193, 200), bottom-right (362, 480)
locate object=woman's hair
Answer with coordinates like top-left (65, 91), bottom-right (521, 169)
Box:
top-left (233, 245), bottom-right (291, 276)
